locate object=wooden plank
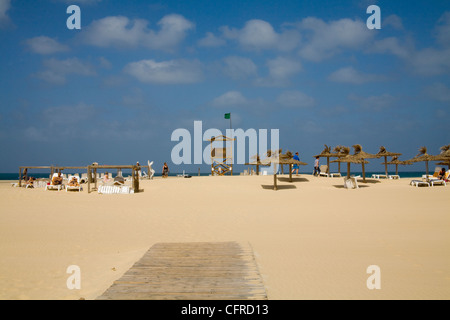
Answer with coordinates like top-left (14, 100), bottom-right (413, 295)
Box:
top-left (97, 242), bottom-right (267, 300)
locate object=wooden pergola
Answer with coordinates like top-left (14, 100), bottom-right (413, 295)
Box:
top-left (18, 164), bottom-right (143, 193)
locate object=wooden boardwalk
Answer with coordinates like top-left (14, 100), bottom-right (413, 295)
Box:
top-left (97, 242), bottom-right (267, 300)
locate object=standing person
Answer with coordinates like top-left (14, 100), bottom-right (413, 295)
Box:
top-left (162, 162), bottom-right (169, 178)
top-left (314, 156), bottom-right (321, 176)
top-left (136, 161), bottom-right (142, 177)
top-left (292, 152), bottom-right (300, 176)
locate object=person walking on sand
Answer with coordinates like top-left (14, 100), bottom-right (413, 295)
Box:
top-left (292, 152), bottom-right (300, 176)
top-left (314, 156), bottom-right (321, 176)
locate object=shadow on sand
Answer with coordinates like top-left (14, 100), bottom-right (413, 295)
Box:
top-left (277, 177), bottom-right (309, 183)
top-left (261, 184), bottom-right (297, 190)
top-left (332, 184), bottom-right (370, 189)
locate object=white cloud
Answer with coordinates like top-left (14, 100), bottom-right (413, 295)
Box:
top-left (220, 19), bottom-right (301, 51)
top-left (276, 90), bottom-right (315, 108)
top-left (35, 58), bottom-right (96, 84)
top-left (255, 56), bottom-right (302, 86)
top-left (81, 14), bottom-right (194, 51)
top-left (124, 59), bottom-right (203, 84)
top-left (350, 93), bottom-right (395, 111)
top-left (328, 66), bottom-right (382, 84)
top-left (197, 32), bottom-right (226, 47)
top-left (368, 37), bottom-right (411, 59)
top-left (384, 14), bottom-right (404, 30)
top-left (424, 83), bottom-right (450, 102)
top-left (435, 12), bottom-right (450, 48)
top-left (212, 91), bottom-right (248, 107)
top-left (298, 17), bottom-right (373, 61)
top-left (222, 56), bottom-right (257, 80)
top-left (25, 36), bottom-right (69, 55)
top-left (0, 0), bottom-right (12, 27)
top-left (410, 47), bottom-right (450, 76)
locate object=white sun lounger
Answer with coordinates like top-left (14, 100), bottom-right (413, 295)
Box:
top-left (389, 175), bottom-right (400, 179)
top-left (98, 185), bottom-right (133, 194)
top-left (410, 180), bottom-right (430, 187)
top-left (429, 179), bottom-right (446, 187)
top-left (66, 176), bottom-right (83, 192)
top-left (46, 173), bottom-right (65, 191)
top-left (371, 174), bottom-right (388, 179)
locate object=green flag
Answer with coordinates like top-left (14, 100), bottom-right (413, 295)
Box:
top-left (224, 113), bottom-right (231, 119)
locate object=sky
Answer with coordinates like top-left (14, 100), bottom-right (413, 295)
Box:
top-left (0, 0), bottom-right (449, 173)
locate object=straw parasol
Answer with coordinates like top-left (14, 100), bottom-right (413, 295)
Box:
top-left (382, 156), bottom-right (412, 176)
top-left (280, 150), bottom-right (308, 182)
top-left (332, 145), bottom-right (350, 174)
top-left (436, 145), bottom-right (450, 170)
top-left (265, 149), bottom-right (307, 189)
top-left (351, 144), bottom-right (380, 182)
top-left (376, 146), bottom-right (402, 177)
top-left (314, 145), bottom-right (336, 175)
top-left (407, 146), bottom-right (443, 179)
top-left (331, 155), bottom-right (369, 179)
top-left (245, 154), bottom-right (271, 175)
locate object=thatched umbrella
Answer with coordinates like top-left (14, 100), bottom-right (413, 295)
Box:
top-left (280, 150), bottom-right (308, 182)
top-left (437, 145), bottom-right (450, 170)
top-left (314, 145), bottom-right (336, 175)
top-left (376, 146), bottom-right (402, 177)
top-left (331, 155), bottom-right (369, 179)
top-left (382, 156), bottom-right (412, 176)
top-left (352, 144), bottom-right (380, 182)
top-left (245, 154), bottom-right (271, 175)
top-left (266, 149), bottom-right (307, 189)
top-left (407, 146), bottom-right (443, 179)
top-left (331, 145), bottom-right (348, 174)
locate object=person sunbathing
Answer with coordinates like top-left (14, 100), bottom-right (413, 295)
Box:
top-left (52, 173), bottom-right (63, 185)
top-left (68, 177), bottom-right (79, 187)
top-left (438, 168), bottom-right (446, 180)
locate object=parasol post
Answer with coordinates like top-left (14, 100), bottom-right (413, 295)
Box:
top-left (289, 164), bottom-right (292, 182)
top-left (362, 161), bottom-right (366, 182)
top-left (327, 157), bottom-right (330, 174)
top-left (347, 162), bottom-right (351, 179)
top-left (384, 156), bottom-right (388, 176)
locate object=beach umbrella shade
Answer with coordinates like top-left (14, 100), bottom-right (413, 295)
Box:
top-left (279, 150), bottom-right (308, 182)
top-left (376, 146), bottom-right (402, 177)
top-left (246, 154), bottom-right (271, 175)
top-left (382, 156), bottom-right (412, 176)
top-left (265, 149), bottom-right (307, 189)
top-left (406, 146), bottom-right (443, 179)
top-left (331, 155), bottom-right (369, 179)
top-left (351, 144), bottom-right (380, 182)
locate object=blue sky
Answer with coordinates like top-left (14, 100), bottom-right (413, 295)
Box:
top-left (0, 0), bottom-right (449, 173)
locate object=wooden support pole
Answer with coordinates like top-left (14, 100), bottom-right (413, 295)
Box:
top-left (273, 163), bottom-right (278, 191)
top-left (289, 164), bottom-right (293, 182)
top-left (87, 166), bottom-right (91, 194)
top-left (134, 167), bottom-right (140, 193)
top-left (19, 168), bottom-right (22, 187)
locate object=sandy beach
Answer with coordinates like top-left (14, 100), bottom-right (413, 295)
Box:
top-left (0, 175), bottom-right (449, 300)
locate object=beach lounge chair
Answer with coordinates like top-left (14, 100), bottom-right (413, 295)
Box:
top-left (371, 174), bottom-right (388, 179)
top-left (66, 176), bottom-right (83, 192)
top-left (344, 176), bottom-right (359, 189)
top-left (98, 185), bottom-right (133, 194)
top-left (148, 161), bottom-right (155, 179)
top-left (389, 175), bottom-right (400, 179)
top-left (318, 165), bottom-right (329, 177)
top-left (410, 180), bottom-right (430, 187)
top-left (46, 173), bottom-right (65, 191)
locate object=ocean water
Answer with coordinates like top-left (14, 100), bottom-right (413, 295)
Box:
top-left (0, 171), bottom-right (430, 180)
